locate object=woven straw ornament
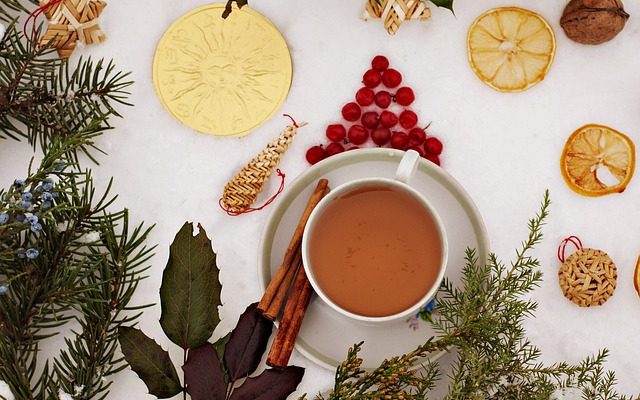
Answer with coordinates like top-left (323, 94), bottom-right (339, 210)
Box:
top-left (40, 0), bottom-right (107, 58)
top-left (221, 121), bottom-right (307, 215)
top-left (363, 0), bottom-right (431, 35)
top-left (558, 247), bottom-right (617, 307)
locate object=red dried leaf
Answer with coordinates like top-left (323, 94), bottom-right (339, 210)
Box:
top-left (229, 367), bottom-right (305, 400)
top-left (183, 343), bottom-right (227, 400)
top-left (224, 303), bottom-right (273, 382)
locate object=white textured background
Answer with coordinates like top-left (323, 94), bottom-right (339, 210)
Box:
top-left (2, 0), bottom-right (640, 398)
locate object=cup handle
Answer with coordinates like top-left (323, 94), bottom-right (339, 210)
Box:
top-left (395, 150), bottom-right (420, 184)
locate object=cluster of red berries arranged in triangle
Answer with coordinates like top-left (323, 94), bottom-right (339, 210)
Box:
top-left (306, 55), bottom-right (443, 166)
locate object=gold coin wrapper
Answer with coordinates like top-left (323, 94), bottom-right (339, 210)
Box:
top-left (153, 5), bottom-right (292, 137)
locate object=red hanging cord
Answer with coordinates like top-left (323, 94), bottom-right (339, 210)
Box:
top-left (282, 114), bottom-right (298, 128)
top-left (219, 169), bottom-right (286, 216)
top-left (557, 236), bottom-right (583, 263)
top-left (23, 0), bottom-right (64, 43)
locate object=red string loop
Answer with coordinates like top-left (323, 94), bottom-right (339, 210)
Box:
top-left (282, 114), bottom-right (298, 128)
top-left (219, 169), bottom-right (286, 216)
top-left (557, 236), bottom-right (583, 263)
top-left (23, 0), bottom-right (64, 43)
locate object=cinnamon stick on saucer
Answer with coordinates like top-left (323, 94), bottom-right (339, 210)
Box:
top-left (264, 247), bottom-right (301, 319)
top-left (257, 178), bottom-right (329, 320)
top-left (266, 255), bottom-right (314, 369)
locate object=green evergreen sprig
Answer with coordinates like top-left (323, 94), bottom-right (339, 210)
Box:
top-left (0, 23), bottom-right (132, 162)
top-left (0, 6), bottom-right (152, 400)
top-left (314, 192), bottom-right (639, 399)
top-left (0, 138), bottom-right (154, 399)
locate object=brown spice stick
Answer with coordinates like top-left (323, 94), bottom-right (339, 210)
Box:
top-left (266, 261), bottom-right (313, 369)
top-left (263, 247), bottom-right (302, 320)
top-left (257, 179), bottom-right (329, 317)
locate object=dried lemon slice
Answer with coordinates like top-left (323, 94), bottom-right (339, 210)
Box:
top-left (467, 7), bottom-right (555, 92)
top-left (634, 256), bottom-right (640, 297)
top-left (561, 124), bottom-right (635, 197)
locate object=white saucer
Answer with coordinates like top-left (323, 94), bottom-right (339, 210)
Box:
top-left (258, 148), bottom-right (489, 370)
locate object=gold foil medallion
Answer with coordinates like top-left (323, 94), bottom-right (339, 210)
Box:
top-left (153, 4), bottom-right (292, 136)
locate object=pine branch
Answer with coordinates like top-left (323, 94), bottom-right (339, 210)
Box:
top-left (0, 144), bottom-right (153, 399)
top-left (0, 24), bottom-right (132, 161)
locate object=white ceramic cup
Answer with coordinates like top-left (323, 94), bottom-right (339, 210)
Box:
top-left (301, 150), bottom-right (448, 324)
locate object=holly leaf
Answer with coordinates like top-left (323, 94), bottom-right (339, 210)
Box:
top-left (229, 367), bottom-right (305, 400)
top-left (224, 303), bottom-right (273, 382)
top-left (160, 222), bottom-right (221, 349)
top-left (183, 344), bottom-right (227, 400)
top-left (430, 0), bottom-right (454, 14)
top-left (118, 327), bottom-right (182, 398)
top-left (223, 0), bottom-right (249, 18)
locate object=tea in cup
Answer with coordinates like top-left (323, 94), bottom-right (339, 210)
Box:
top-left (301, 150), bottom-right (447, 323)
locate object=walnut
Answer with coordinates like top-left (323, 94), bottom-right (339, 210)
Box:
top-left (560, 0), bottom-right (630, 45)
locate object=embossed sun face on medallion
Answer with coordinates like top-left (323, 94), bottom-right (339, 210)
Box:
top-left (153, 5), bottom-right (292, 136)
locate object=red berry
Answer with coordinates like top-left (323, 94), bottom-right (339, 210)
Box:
top-left (326, 124), bottom-right (347, 142)
top-left (342, 102), bottom-right (361, 122)
top-left (306, 146), bottom-right (326, 165)
top-left (371, 55), bottom-right (389, 71)
top-left (390, 132), bottom-right (409, 150)
top-left (375, 91), bottom-right (392, 109)
top-left (371, 127), bottom-right (391, 146)
top-left (379, 111), bottom-right (398, 128)
top-left (408, 145), bottom-right (425, 157)
top-left (363, 69), bottom-right (382, 88)
top-left (424, 137), bottom-right (443, 156)
top-left (326, 142), bottom-right (345, 156)
top-left (361, 111), bottom-right (379, 129)
top-left (425, 153), bottom-right (441, 165)
top-left (399, 110), bottom-right (418, 129)
top-left (355, 87), bottom-right (375, 106)
top-left (382, 69), bottom-right (402, 88)
top-left (395, 87), bottom-right (415, 106)
top-left (348, 125), bottom-right (369, 145)
top-left (408, 128), bottom-right (426, 146)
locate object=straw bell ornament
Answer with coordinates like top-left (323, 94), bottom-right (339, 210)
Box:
top-left (363, 0), bottom-right (431, 35)
top-left (220, 118), bottom-right (307, 216)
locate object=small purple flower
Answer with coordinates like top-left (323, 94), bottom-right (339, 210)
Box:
top-left (22, 192), bottom-right (33, 202)
top-left (42, 192), bottom-right (53, 201)
top-left (42, 182), bottom-right (54, 191)
top-left (19, 200), bottom-right (31, 209)
top-left (26, 248), bottom-right (39, 259)
top-left (30, 223), bottom-right (42, 233)
top-left (15, 214), bottom-right (26, 223)
top-left (0, 213), bottom-right (8, 224)
top-left (53, 162), bottom-right (65, 172)
top-left (42, 201), bottom-right (52, 210)
top-left (27, 214), bottom-right (38, 225)
top-left (13, 179), bottom-right (25, 188)
top-left (0, 286), bottom-right (8, 295)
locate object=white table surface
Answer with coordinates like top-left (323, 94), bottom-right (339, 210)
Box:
top-left (2, 0), bottom-right (640, 398)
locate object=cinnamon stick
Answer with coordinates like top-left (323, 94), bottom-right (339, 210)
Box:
top-left (266, 260), bottom-right (313, 369)
top-left (263, 247), bottom-right (302, 320)
top-left (257, 179), bottom-right (329, 318)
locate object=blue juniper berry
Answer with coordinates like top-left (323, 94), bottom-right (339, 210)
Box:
top-left (26, 248), bottom-right (39, 260)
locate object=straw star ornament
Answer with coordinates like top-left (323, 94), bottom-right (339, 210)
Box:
top-left (40, 0), bottom-right (107, 58)
top-left (363, 0), bottom-right (431, 35)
